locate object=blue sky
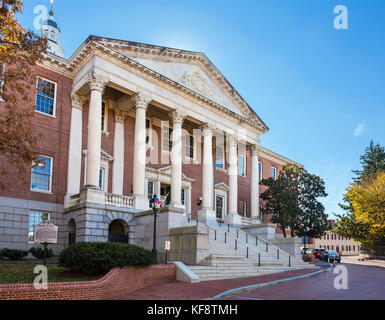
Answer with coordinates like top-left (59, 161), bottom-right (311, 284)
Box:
top-left (19, 0), bottom-right (385, 219)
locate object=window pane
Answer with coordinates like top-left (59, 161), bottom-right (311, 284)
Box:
top-left (31, 156), bottom-right (52, 191)
top-left (216, 146), bottom-right (224, 169)
top-left (239, 156), bottom-right (245, 176)
top-left (36, 78), bottom-right (55, 115)
top-left (29, 211), bottom-right (49, 242)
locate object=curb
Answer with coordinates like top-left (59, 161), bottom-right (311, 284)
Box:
top-left (206, 265), bottom-right (332, 300)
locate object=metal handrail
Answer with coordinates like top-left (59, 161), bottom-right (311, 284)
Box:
top-left (211, 219), bottom-right (292, 258)
top-left (194, 218), bottom-right (292, 266)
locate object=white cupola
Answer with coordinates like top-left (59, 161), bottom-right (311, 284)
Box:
top-left (41, 7), bottom-right (65, 58)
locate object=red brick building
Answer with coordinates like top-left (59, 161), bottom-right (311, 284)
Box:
top-left (0, 10), bottom-right (301, 253)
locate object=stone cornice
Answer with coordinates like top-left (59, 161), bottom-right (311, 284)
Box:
top-left (41, 38), bottom-right (268, 135)
top-left (258, 146), bottom-right (303, 167)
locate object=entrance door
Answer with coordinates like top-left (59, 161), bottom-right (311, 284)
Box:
top-left (108, 220), bottom-right (129, 243)
top-left (216, 196), bottom-right (224, 220)
top-left (160, 183), bottom-right (171, 206)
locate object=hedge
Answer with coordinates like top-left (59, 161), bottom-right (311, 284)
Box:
top-left (59, 242), bottom-right (153, 275)
top-left (29, 247), bottom-right (54, 259)
top-left (1, 249), bottom-right (29, 260)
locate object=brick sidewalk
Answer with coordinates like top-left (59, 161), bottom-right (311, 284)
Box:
top-left (118, 267), bottom-right (321, 300)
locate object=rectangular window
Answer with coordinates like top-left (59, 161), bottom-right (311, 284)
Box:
top-left (216, 196), bottom-right (224, 220)
top-left (28, 211), bottom-right (50, 243)
top-left (101, 102), bottom-right (107, 132)
top-left (239, 155), bottom-right (246, 177)
top-left (99, 168), bottom-right (105, 191)
top-left (31, 156), bottom-right (52, 192)
top-left (181, 189), bottom-right (186, 206)
top-left (36, 77), bottom-right (56, 116)
top-left (147, 180), bottom-right (154, 207)
top-left (162, 123), bottom-right (172, 152)
top-left (258, 162), bottom-right (263, 181)
top-left (271, 167), bottom-right (277, 180)
top-left (185, 134), bottom-right (194, 159)
top-left (215, 146), bottom-right (224, 169)
top-left (239, 200), bottom-right (247, 217)
top-left (146, 119), bottom-right (151, 146)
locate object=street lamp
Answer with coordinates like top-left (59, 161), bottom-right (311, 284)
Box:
top-left (149, 194), bottom-right (159, 264)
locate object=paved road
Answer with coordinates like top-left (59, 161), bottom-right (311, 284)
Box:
top-left (220, 262), bottom-right (385, 300)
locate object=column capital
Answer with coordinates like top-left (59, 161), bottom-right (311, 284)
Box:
top-left (71, 92), bottom-right (87, 110)
top-left (87, 71), bottom-right (108, 93)
top-left (114, 107), bottom-right (129, 124)
top-left (250, 144), bottom-right (259, 156)
top-left (226, 134), bottom-right (238, 147)
top-left (200, 123), bottom-right (215, 136)
top-left (132, 91), bottom-right (152, 110)
top-left (171, 110), bottom-right (186, 125)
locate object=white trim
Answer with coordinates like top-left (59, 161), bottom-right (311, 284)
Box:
top-left (258, 161), bottom-right (263, 182)
top-left (35, 76), bottom-right (57, 117)
top-left (184, 132), bottom-right (197, 161)
top-left (239, 154), bottom-right (246, 177)
top-left (271, 166), bottom-right (277, 180)
top-left (31, 155), bottom-right (53, 194)
top-left (83, 152), bottom-right (110, 192)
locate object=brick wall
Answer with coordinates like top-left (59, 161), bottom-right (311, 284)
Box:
top-left (0, 264), bottom-right (176, 300)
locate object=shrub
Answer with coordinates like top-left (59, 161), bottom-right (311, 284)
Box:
top-left (2, 248), bottom-right (29, 260)
top-left (0, 249), bottom-right (4, 259)
top-left (29, 247), bottom-right (54, 259)
top-left (59, 242), bottom-right (153, 275)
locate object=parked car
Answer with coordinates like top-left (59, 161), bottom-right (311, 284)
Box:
top-left (313, 248), bottom-right (326, 259)
top-left (320, 250), bottom-right (341, 263)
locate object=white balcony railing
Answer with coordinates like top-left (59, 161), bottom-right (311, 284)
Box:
top-left (105, 193), bottom-right (134, 208)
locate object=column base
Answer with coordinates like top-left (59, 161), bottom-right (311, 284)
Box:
top-left (225, 213), bottom-right (242, 226)
top-left (198, 208), bottom-right (216, 224)
top-left (168, 203), bottom-right (186, 213)
top-left (133, 195), bottom-right (150, 211)
top-left (80, 188), bottom-right (105, 205)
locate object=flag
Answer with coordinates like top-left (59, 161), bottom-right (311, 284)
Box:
top-left (154, 193), bottom-right (169, 208)
top-left (50, 0), bottom-right (54, 4)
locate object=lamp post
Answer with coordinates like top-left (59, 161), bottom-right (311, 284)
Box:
top-left (149, 195), bottom-right (159, 264)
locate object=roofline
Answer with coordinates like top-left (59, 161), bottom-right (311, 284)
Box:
top-left (259, 146), bottom-right (303, 167)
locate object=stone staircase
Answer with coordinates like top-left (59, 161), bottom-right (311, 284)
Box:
top-left (187, 220), bottom-right (316, 281)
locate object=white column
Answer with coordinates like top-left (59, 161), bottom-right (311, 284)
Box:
top-left (170, 111), bottom-right (185, 207)
top-left (132, 92), bottom-right (151, 209)
top-left (198, 124), bottom-right (216, 222)
top-left (250, 144), bottom-right (260, 220)
top-left (112, 108), bottom-right (128, 195)
top-left (65, 93), bottom-right (85, 205)
top-left (86, 73), bottom-right (107, 188)
top-left (226, 134), bottom-right (241, 225)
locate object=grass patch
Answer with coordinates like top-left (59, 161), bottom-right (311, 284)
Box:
top-left (0, 264), bottom-right (104, 285)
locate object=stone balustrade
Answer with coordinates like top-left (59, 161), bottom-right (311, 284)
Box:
top-left (105, 193), bottom-right (134, 208)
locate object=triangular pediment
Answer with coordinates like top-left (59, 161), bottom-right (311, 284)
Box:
top-left (89, 36), bottom-right (268, 129)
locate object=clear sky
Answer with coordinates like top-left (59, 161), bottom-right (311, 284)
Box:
top-left (18, 0), bottom-right (385, 219)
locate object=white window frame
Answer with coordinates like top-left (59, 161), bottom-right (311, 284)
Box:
top-left (28, 211), bottom-right (50, 243)
top-left (271, 167), bottom-right (277, 180)
top-left (240, 200), bottom-right (247, 217)
top-left (101, 101), bottom-right (108, 134)
top-left (31, 155), bottom-right (53, 194)
top-left (258, 161), bottom-right (263, 181)
top-left (215, 145), bottom-right (225, 170)
top-left (35, 76), bottom-right (57, 117)
top-left (239, 154), bottom-right (246, 177)
top-left (161, 121), bottom-right (172, 153)
top-left (185, 133), bottom-right (196, 160)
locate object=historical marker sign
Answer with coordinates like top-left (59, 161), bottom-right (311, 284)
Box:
top-left (34, 221), bottom-right (59, 244)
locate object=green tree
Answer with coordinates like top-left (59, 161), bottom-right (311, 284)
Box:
top-left (261, 164), bottom-right (329, 238)
top-left (0, 0), bottom-right (47, 189)
top-left (352, 141), bottom-right (385, 182)
top-left (334, 141), bottom-right (385, 246)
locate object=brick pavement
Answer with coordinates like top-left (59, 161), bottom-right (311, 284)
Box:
top-left (118, 267), bottom-right (320, 300)
top-left (220, 263), bottom-right (385, 300)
